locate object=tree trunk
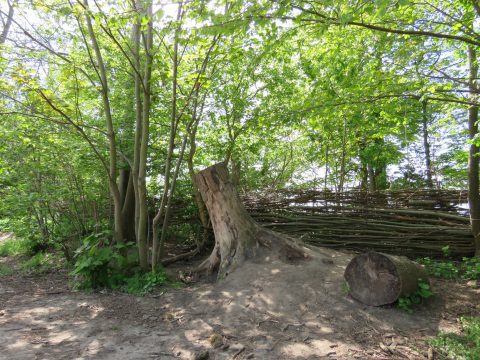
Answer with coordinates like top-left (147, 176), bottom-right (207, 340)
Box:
top-left (367, 163), bottom-right (376, 192)
top-left (195, 163), bottom-right (308, 279)
top-left (468, 46), bottom-right (480, 257)
top-left (120, 169), bottom-right (135, 242)
top-left (344, 252), bottom-right (429, 306)
top-left (0, 0), bottom-right (16, 45)
top-left (422, 100), bottom-right (434, 188)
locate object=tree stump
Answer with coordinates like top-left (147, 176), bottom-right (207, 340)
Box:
top-left (344, 252), bottom-right (429, 306)
top-left (195, 162), bottom-right (308, 279)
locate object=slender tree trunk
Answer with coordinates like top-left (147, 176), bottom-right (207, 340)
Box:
top-left (120, 170), bottom-right (135, 242)
top-left (468, 46), bottom-right (480, 256)
top-left (158, 135), bottom-right (188, 260)
top-left (324, 145), bottom-right (329, 191)
top-left (338, 118), bottom-right (347, 193)
top-left (130, 0), bottom-right (144, 267)
top-left (136, 0), bottom-right (153, 271)
top-left (152, 1), bottom-right (183, 270)
top-left (422, 100), bottom-right (434, 188)
top-left (83, 0), bottom-right (124, 244)
top-left (0, 0), bottom-right (16, 44)
top-left (367, 163), bottom-right (376, 192)
top-left (187, 101), bottom-right (210, 249)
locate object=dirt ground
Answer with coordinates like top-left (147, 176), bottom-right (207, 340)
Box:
top-left (0, 246), bottom-right (479, 360)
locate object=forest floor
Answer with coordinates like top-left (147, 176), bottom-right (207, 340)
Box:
top-left (0, 245), bottom-right (479, 360)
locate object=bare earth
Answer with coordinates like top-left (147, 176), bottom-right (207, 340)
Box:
top-left (0, 246), bottom-right (479, 360)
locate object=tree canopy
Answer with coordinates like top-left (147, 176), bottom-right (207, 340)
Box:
top-left (1, 0), bottom-right (479, 266)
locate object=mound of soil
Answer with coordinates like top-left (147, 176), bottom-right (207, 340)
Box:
top-left (0, 247), bottom-right (479, 359)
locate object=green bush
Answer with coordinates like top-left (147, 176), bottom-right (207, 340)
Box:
top-left (71, 231), bottom-right (131, 289)
top-left (430, 316), bottom-right (480, 360)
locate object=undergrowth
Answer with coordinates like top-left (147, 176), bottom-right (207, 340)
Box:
top-left (20, 252), bottom-right (66, 274)
top-left (0, 263), bottom-right (13, 276)
top-left (0, 237), bottom-right (35, 257)
top-left (429, 316), bottom-right (480, 360)
top-left (417, 246), bottom-right (480, 280)
top-left (397, 280), bottom-right (433, 313)
top-left (71, 231), bottom-right (180, 294)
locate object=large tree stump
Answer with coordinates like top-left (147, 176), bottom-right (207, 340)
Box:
top-left (195, 162), bottom-right (308, 279)
top-left (344, 252), bottom-right (429, 306)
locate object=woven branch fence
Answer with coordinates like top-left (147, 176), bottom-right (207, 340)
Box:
top-left (240, 189), bottom-right (474, 258)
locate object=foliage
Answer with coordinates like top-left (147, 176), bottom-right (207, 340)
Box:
top-left (0, 237), bottom-right (38, 257)
top-left (20, 252), bottom-right (66, 274)
top-left (0, 0), bottom-right (478, 272)
top-left (71, 231), bottom-right (178, 293)
top-left (71, 232), bottom-right (131, 289)
top-left (397, 281), bottom-right (433, 313)
top-left (429, 316), bottom-right (480, 360)
top-left (462, 257), bottom-right (480, 280)
top-left (418, 257), bottom-right (460, 280)
top-left (0, 263), bottom-right (13, 276)
top-left (418, 256), bottom-right (480, 280)
top-left (123, 270), bottom-right (173, 295)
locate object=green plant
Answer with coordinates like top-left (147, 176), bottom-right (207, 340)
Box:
top-left (462, 257), bottom-right (480, 280)
top-left (20, 252), bottom-right (65, 273)
top-left (418, 256), bottom-right (480, 280)
top-left (442, 245), bottom-right (451, 257)
top-left (124, 270), bottom-right (170, 295)
top-left (0, 263), bottom-right (13, 276)
top-left (429, 316), bottom-right (480, 360)
top-left (71, 232), bottom-right (132, 289)
top-left (397, 281), bottom-right (433, 313)
top-left (418, 257), bottom-right (459, 279)
top-left (0, 237), bottom-right (35, 257)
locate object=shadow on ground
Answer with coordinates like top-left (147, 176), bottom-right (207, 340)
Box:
top-left (0, 247), bottom-right (479, 360)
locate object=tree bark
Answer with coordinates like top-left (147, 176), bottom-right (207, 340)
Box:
top-left (120, 169), bottom-right (135, 242)
top-left (422, 100), bottom-right (434, 188)
top-left (195, 163), bottom-right (308, 279)
top-left (344, 252), bottom-right (429, 306)
top-left (0, 0), bottom-right (16, 45)
top-left (83, 0), bottom-right (124, 244)
top-left (152, 1), bottom-right (183, 270)
top-left (468, 46), bottom-right (480, 257)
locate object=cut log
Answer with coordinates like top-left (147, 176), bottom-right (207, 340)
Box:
top-left (344, 252), bottom-right (429, 306)
top-left (194, 162), bottom-right (308, 279)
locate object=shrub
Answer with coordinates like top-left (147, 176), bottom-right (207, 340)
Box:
top-left (71, 231), bottom-right (131, 289)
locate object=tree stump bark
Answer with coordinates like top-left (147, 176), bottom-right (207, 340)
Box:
top-left (195, 162), bottom-right (308, 279)
top-left (344, 252), bottom-right (429, 306)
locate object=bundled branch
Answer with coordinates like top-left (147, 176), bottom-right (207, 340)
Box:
top-left (241, 189), bottom-right (474, 258)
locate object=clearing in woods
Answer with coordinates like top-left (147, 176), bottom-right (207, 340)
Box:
top-left (0, 246), bottom-right (479, 360)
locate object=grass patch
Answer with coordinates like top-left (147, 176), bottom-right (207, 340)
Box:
top-left (430, 316), bottom-right (480, 360)
top-left (0, 238), bottom-right (33, 257)
top-left (20, 252), bottom-right (66, 274)
top-left (0, 263), bottom-right (13, 276)
top-left (122, 270), bottom-right (171, 295)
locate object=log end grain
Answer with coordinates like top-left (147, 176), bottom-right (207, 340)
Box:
top-left (344, 252), bottom-right (429, 306)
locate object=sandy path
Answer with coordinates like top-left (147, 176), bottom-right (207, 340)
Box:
top-left (1, 249), bottom-right (479, 360)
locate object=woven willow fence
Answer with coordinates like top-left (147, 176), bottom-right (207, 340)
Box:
top-left (240, 189), bottom-right (474, 258)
